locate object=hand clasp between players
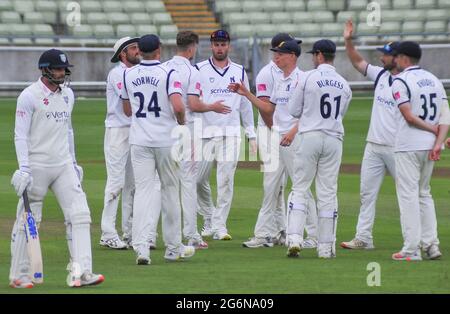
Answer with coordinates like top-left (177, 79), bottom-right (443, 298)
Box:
top-left (211, 100), bottom-right (232, 114)
top-left (11, 170), bottom-right (33, 197)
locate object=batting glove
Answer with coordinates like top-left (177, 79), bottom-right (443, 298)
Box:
top-left (11, 170), bottom-right (33, 197)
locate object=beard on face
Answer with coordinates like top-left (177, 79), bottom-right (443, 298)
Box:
top-left (126, 53), bottom-right (141, 65)
top-left (213, 51), bottom-right (228, 61)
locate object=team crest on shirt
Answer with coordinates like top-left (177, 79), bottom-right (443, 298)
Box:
top-left (63, 96), bottom-right (69, 104)
top-left (209, 77), bottom-right (215, 83)
top-left (60, 54), bottom-right (67, 63)
top-left (230, 76), bottom-right (235, 83)
top-left (286, 84), bottom-right (291, 91)
top-left (394, 91), bottom-right (401, 100)
top-left (43, 98), bottom-right (49, 106)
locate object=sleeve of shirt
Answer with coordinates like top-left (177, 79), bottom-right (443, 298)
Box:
top-left (108, 68), bottom-right (124, 97)
top-left (121, 69), bottom-right (129, 100)
top-left (187, 68), bottom-right (201, 97)
top-left (391, 78), bottom-right (411, 107)
top-left (365, 64), bottom-right (384, 82)
top-left (439, 98), bottom-right (450, 125)
top-left (14, 90), bottom-right (34, 172)
top-left (167, 69), bottom-right (183, 96)
top-left (255, 67), bottom-right (273, 98)
top-left (240, 71), bottom-right (256, 139)
top-left (288, 74), bottom-right (306, 118)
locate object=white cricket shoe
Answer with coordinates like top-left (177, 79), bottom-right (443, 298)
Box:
top-left (79, 272), bottom-right (105, 286)
top-left (318, 243), bottom-right (336, 259)
top-left (340, 238), bottom-right (374, 250)
top-left (242, 237), bottom-right (274, 248)
top-left (302, 238), bottom-right (318, 249)
top-left (164, 245), bottom-right (195, 262)
top-left (136, 255), bottom-right (151, 265)
top-left (213, 232), bottom-right (232, 240)
top-left (9, 276), bottom-right (34, 289)
top-left (187, 238), bottom-right (209, 249)
top-left (272, 230), bottom-right (287, 246)
top-left (424, 244), bottom-right (442, 260)
top-left (201, 224), bottom-right (214, 237)
top-left (286, 234), bottom-right (301, 257)
top-left (392, 251), bottom-right (422, 261)
top-left (99, 236), bottom-right (128, 250)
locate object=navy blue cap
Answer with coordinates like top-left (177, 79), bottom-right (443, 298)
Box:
top-left (138, 34), bottom-right (161, 53)
top-left (270, 39), bottom-right (301, 57)
top-left (38, 49), bottom-right (73, 69)
top-left (210, 29), bottom-right (230, 42)
top-left (271, 33), bottom-right (302, 48)
top-left (307, 39), bottom-right (336, 54)
top-left (393, 41), bottom-right (422, 60)
top-left (376, 41), bottom-right (400, 55)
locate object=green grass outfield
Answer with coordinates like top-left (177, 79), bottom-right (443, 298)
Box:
top-left (0, 98), bottom-right (449, 294)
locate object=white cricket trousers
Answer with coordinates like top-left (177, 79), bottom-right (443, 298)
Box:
top-left (197, 136), bottom-right (241, 235)
top-left (10, 163), bottom-right (93, 281)
top-left (130, 144), bottom-right (182, 255)
top-left (355, 142), bottom-right (396, 244)
top-left (254, 129), bottom-right (317, 239)
top-left (101, 127), bottom-right (135, 239)
top-left (395, 151), bottom-right (439, 255)
top-left (288, 131), bottom-right (342, 245)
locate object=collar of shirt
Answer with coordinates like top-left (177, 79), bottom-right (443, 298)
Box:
top-left (317, 63), bottom-right (336, 71)
top-left (270, 60), bottom-right (283, 74)
top-left (209, 57), bottom-right (231, 71)
top-left (37, 77), bottom-right (59, 97)
top-left (280, 67), bottom-right (300, 82)
top-left (404, 65), bottom-right (421, 72)
top-left (172, 55), bottom-right (191, 65)
top-left (119, 61), bottom-right (128, 69)
top-left (140, 59), bottom-right (161, 66)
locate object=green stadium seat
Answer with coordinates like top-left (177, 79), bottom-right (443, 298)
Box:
top-left (326, 0), bottom-right (345, 11)
top-left (313, 11), bottom-right (334, 23)
top-left (130, 13), bottom-right (152, 25)
top-left (24, 12), bottom-right (45, 24)
top-left (71, 25), bottom-right (94, 37)
top-left (242, 1), bottom-right (264, 12)
top-left (291, 12), bottom-right (314, 24)
top-left (277, 24), bottom-right (300, 36)
top-left (159, 24), bottom-right (178, 39)
top-left (136, 24), bottom-right (158, 36)
top-left (321, 23), bottom-right (343, 36)
top-left (80, 1), bottom-right (103, 12)
top-left (262, 0), bottom-right (284, 12)
top-left (284, 1), bottom-right (305, 11)
top-left (380, 10), bottom-right (406, 22)
top-left (401, 34), bottom-right (424, 41)
top-left (424, 20), bottom-right (446, 32)
top-left (255, 23), bottom-right (278, 37)
top-left (1, 11), bottom-right (21, 24)
top-left (402, 21), bottom-right (424, 33)
top-left (116, 24), bottom-right (138, 37)
top-left (33, 24), bottom-right (55, 45)
top-left (307, 0), bottom-right (326, 11)
top-left (438, 0), bottom-right (450, 8)
top-left (145, 1), bottom-right (167, 13)
top-left (87, 12), bottom-right (108, 25)
top-left (249, 12), bottom-right (270, 24)
top-left (227, 13), bottom-right (248, 25)
top-left (216, 1), bottom-right (241, 13)
top-left (12, 23), bottom-right (32, 35)
top-left (40, 12), bottom-right (58, 25)
top-left (348, 0), bottom-right (368, 10)
top-left (336, 11), bottom-right (358, 23)
top-left (229, 24), bottom-right (255, 38)
top-left (103, 1), bottom-right (123, 13)
top-left (94, 24), bottom-right (115, 38)
top-left (415, 0), bottom-right (435, 9)
top-left (0, 1), bottom-right (14, 12)
top-left (35, 1), bottom-right (58, 13)
top-left (152, 12), bottom-right (173, 25)
top-left (0, 23), bottom-right (10, 36)
top-left (426, 9), bottom-right (448, 21)
top-left (403, 10), bottom-right (427, 22)
top-left (356, 22), bottom-right (380, 35)
top-left (108, 12), bottom-right (130, 25)
top-left (123, 1), bottom-right (142, 13)
top-left (392, 0), bottom-right (413, 10)
top-left (271, 12), bottom-right (292, 24)
top-left (380, 22), bottom-right (401, 41)
top-left (14, 1), bottom-right (35, 14)
top-left (376, 0), bottom-right (392, 9)
top-left (298, 23), bottom-right (321, 37)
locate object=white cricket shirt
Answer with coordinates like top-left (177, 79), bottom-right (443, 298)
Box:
top-left (364, 64), bottom-right (397, 146)
top-left (269, 67), bottom-right (302, 134)
top-left (164, 55), bottom-right (202, 125)
top-left (195, 58), bottom-right (256, 139)
top-left (105, 62), bottom-right (131, 128)
top-left (288, 64), bottom-right (352, 140)
top-left (392, 66), bottom-right (447, 152)
top-left (14, 78), bottom-right (74, 169)
top-left (122, 60), bottom-right (183, 147)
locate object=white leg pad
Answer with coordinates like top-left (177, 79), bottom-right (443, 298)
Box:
top-left (69, 194), bottom-right (92, 274)
top-left (318, 209), bottom-right (338, 243)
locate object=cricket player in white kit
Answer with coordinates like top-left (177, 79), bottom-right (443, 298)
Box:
top-left (122, 34), bottom-right (195, 264)
top-left (100, 36), bottom-right (140, 250)
top-left (10, 49), bottom-right (104, 288)
top-left (340, 20), bottom-right (400, 250)
top-left (390, 41), bottom-right (449, 261)
top-left (229, 36), bottom-right (318, 249)
top-left (195, 30), bottom-right (257, 240)
top-left (164, 31), bottom-right (232, 249)
top-left (287, 40), bottom-right (352, 258)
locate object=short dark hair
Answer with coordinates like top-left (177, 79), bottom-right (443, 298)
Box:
top-left (177, 31), bottom-right (199, 50)
top-left (322, 52), bottom-right (335, 62)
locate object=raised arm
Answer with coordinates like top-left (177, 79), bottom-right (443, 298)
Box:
top-left (344, 19), bottom-right (369, 75)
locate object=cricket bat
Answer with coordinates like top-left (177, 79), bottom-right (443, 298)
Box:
top-left (23, 190), bottom-right (43, 284)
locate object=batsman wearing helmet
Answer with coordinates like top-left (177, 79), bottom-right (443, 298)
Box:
top-left (9, 49), bottom-right (104, 288)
